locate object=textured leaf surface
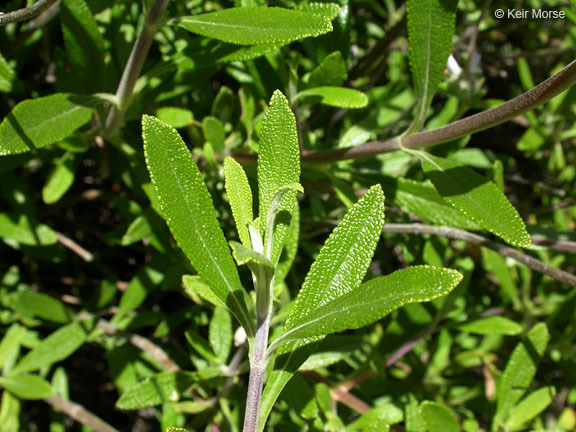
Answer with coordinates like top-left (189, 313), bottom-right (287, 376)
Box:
top-left (298, 87), bottom-right (368, 109)
top-left (506, 386), bottom-right (556, 430)
top-left (142, 115), bottom-right (254, 337)
top-left (275, 266), bottom-right (461, 345)
top-left (224, 157), bottom-right (253, 247)
top-left (258, 91), bottom-right (300, 263)
top-left (420, 401), bottom-right (459, 432)
top-left (229, 241), bottom-right (273, 269)
top-left (12, 322), bottom-right (89, 375)
top-left (297, 2), bottom-right (341, 20)
top-left (407, 0), bottom-right (457, 129)
top-left (116, 371), bottom-right (219, 409)
top-left (260, 185), bottom-right (384, 429)
top-left (177, 7), bottom-right (332, 46)
top-left (383, 178), bottom-right (481, 230)
top-left (0, 375), bottom-right (53, 400)
top-left (458, 316), bottom-right (522, 336)
top-left (496, 323), bottom-right (549, 418)
top-left (0, 94), bottom-right (92, 155)
top-left (307, 51), bottom-right (347, 88)
top-left (420, 153), bottom-right (531, 247)
top-left (182, 275), bottom-right (223, 307)
top-left (5, 292), bottom-right (73, 324)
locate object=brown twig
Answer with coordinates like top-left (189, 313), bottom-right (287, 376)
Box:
top-left (96, 319), bottom-right (180, 372)
top-left (382, 223), bottom-right (576, 286)
top-left (0, 0), bottom-right (59, 25)
top-left (104, 0), bottom-right (171, 136)
top-left (44, 394), bottom-right (120, 432)
top-left (56, 232), bottom-right (94, 262)
top-left (298, 59), bottom-right (576, 163)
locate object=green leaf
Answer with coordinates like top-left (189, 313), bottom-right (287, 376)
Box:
top-left (11, 321), bottom-right (90, 375)
top-left (348, 405), bottom-right (403, 431)
top-left (481, 248), bottom-right (521, 308)
top-left (0, 375), bottom-right (53, 400)
top-left (274, 203), bottom-right (299, 285)
top-left (258, 90), bottom-right (301, 264)
top-left (156, 107), bottom-right (193, 128)
top-left (60, 0), bottom-right (106, 92)
top-left (506, 386), bottom-right (556, 431)
top-left (202, 116), bottom-right (226, 154)
top-left (458, 316), bottom-right (522, 336)
top-left (406, 0), bottom-right (457, 130)
top-left (0, 53), bottom-right (15, 93)
top-left (418, 152), bottom-right (531, 247)
top-left (4, 292), bottom-right (73, 324)
top-left (142, 115), bottom-right (255, 338)
top-left (182, 275), bottom-right (224, 307)
top-left (0, 94), bottom-right (93, 156)
top-left (260, 185), bottom-right (385, 430)
top-left (42, 155), bottom-right (76, 204)
top-left (307, 51), bottom-right (347, 88)
top-left (496, 323), bottom-right (549, 420)
top-left (0, 325), bottom-right (26, 370)
top-left (382, 178), bottom-right (481, 230)
top-left (209, 306), bottom-right (233, 364)
top-left (297, 3), bottom-right (341, 21)
top-left (0, 391), bottom-right (20, 432)
top-left (176, 7), bottom-right (333, 46)
top-left (273, 266), bottom-right (461, 347)
top-left (224, 157), bottom-right (254, 248)
top-left (229, 241), bottom-right (273, 269)
top-left (0, 213), bottom-right (58, 246)
top-left (116, 371), bottom-right (218, 410)
top-left (420, 401), bottom-right (459, 432)
top-left (297, 87), bottom-right (368, 109)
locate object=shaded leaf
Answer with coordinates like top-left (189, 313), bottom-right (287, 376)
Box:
top-left (42, 155), bottom-right (76, 204)
top-left (229, 241), bottom-right (273, 269)
top-left (458, 316), bottom-right (522, 336)
top-left (209, 306), bottom-right (233, 364)
top-left (496, 323), bottom-right (549, 419)
top-left (419, 152), bottom-right (531, 247)
top-left (156, 107), bottom-right (193, 128)
top-left (4, 292), bottom-right (73, 324)
top-left (0, 53), bottom-right (15, 93)
top-left (11, 321), bottom-right (90, 375)
top-left (177, 7), bottom-right (333, 46)
top-left (307, 51), bottom-right (347, 88)
top-left (407, 0), bottom-right (458, 130)
top-left (202, 116), bottom-right (226, 153)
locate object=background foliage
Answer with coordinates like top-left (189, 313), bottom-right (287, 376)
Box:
top-left (0, 0), bottom-right (575, 431)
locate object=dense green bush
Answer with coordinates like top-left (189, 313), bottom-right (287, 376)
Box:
top-left (0, 0), bottom-right (575, 431)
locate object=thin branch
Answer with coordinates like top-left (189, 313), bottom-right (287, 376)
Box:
top-left (300, 59), bottom-right (576, 163)
top-left (44, 394), bottom-right (120, 432)
top-left (0, 0), bottom-right (59, 25)
top-left (104, 0), bottom-right (171, 137)
top-left (382, 223), bottom-right (576, 286)
top-left (56, 232), bottom-right (94, 262)
top-left (302, 371), bottom-right (372, 414)
top-left (96, 319), bottom-right (180, 372)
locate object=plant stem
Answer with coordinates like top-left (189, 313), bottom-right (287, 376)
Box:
top-left (0, 0), bottom-right (59, 25)
top-left (301, 59), bottom-right (576, 163)
top-left (104, 0), bottom-right (170, 137)
top-left (44, 395), bottom-right (120, 432)
top-left (243, 312), bottom-right (271, 432)
top-left (382, 223), bottom-right (576, 286)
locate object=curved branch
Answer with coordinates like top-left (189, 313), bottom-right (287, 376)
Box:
top-left (44, 395), bottom-right (120, 432)
top-left (0, 0), bottom-right (59, 25)
top-left (302, 59), bottom-right (576, 163)
top-left (382, 223), bottom-right (576, 287)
